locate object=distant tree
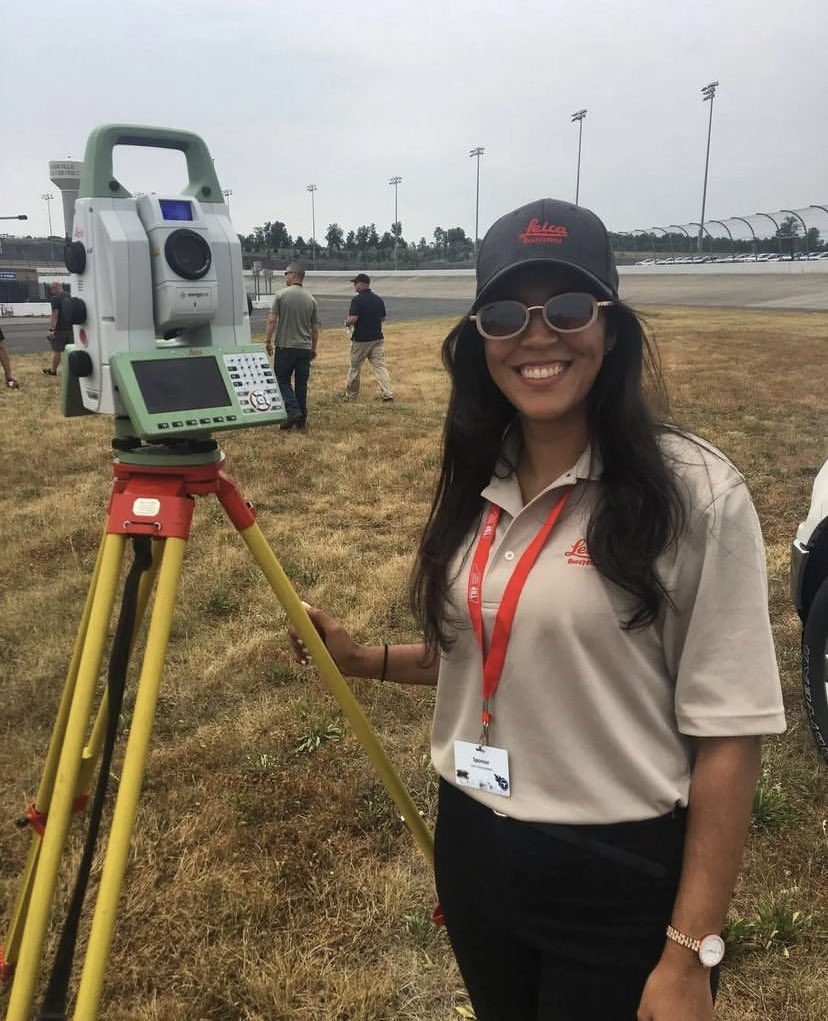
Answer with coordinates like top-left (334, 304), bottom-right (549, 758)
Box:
top-left (293, 235), bottom-right (307, 254)
top-left (777, 215), bottom-right (800, 238)
top-left (258, 220), bottom-right (292, 250)
top-left (445, 226), bottom-right (473, 260)
top-left (345, 230), bottom-right (357, 250)
top-left (433, 227), bottom-right (447, 252)
top-left (325, 223), bottom-right (344, 250)
top-left (367, 223), bottom-right (380, 248)
top-left (806, 226), bottom-right (822, 251)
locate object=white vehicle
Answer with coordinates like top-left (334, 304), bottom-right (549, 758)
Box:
top-left (791, 460), bottom-right (828, 760)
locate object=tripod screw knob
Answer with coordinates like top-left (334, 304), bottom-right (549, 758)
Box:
top-left (68, 349), bottom-right (94, 377)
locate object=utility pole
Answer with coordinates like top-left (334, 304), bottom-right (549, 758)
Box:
top-left (306, 184), bottom-right (318, 268)
top-left (698, 81), bottom-right (718, 251)
top-left (571, 109), bottom-right (587, 205)
top-left (469, 147), bottom-right (485, 254)
top-left (41, 193), bottom-right (54, 236)
top-left (388, 175), bottom-right (402, 270)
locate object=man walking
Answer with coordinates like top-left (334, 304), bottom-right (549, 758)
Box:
top-left (265, 263), bottom-right (320, 431)
top-left (343, 273), bottom-right (393, 402)
top-left (44, 281), bottom-right (73, 376)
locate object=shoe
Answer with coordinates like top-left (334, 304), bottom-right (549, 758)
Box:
top-left (42, 368), bottom-right (57, 376)
top-left (279, 414), bottom-right (302, 431)
top-left (6, 379), bottom-right (19, 389)
top-left (295, 416), bottom-right (307, 432)
top-left (381, 395), bottom-right (394, 402)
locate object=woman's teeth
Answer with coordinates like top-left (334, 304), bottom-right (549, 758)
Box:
top-left (519, 363), bottom-right (565, 380)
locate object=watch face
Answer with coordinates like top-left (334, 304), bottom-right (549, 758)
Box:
top-left (699, 934), bottom-right (725, 967)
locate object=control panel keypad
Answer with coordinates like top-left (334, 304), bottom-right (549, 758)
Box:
top-left (224, 352), bottom-right (283, 414)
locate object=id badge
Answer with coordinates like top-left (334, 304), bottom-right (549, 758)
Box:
top-left (453, 740), bottom-right (511, 797)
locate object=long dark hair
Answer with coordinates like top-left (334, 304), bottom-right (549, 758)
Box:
top-left (410, 302), bottom-right (686, 654)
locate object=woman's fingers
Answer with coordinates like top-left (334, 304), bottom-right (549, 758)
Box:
top-left (289, 602), bottom-right (326, 665)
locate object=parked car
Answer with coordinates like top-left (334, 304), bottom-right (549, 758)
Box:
top-left (791, 460), bottom-right (828, 761)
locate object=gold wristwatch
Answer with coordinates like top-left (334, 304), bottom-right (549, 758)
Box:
top-left (666, 924), bottom-right (725, 967)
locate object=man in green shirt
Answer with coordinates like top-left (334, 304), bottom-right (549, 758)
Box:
top-left (265, 263), bottom-right (320, 431)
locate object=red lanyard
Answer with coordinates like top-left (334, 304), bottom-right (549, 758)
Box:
top-left (467, 487), bottom-right (572, 744)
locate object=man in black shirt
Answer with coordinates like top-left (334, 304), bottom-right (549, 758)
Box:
top-left (343, 273), bottom-right (394, 402)
top-left (44, 281), bottom-right (73, 376)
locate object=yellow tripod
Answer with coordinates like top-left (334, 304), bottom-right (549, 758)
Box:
top-left (1, 441), bottom-right (434, 1021)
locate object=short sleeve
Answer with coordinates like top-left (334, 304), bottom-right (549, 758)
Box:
top-left (663, 478), bottom-right (786, 737)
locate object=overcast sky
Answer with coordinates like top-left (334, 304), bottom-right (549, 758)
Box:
top-left (3, 0), bottom-right (827, 246)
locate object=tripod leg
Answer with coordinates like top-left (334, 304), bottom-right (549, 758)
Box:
top-left (2, 535), bottom-right (161, 986)
top-left (73, 536), bottom-right (187, 1021)
top-left (4, 533), bottom-right (128, 1021)
top-left (238, 521), bottom-right (434, 864)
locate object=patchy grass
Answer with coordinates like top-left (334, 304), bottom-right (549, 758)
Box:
top-left (0, 306), bottom-right (826, 1019)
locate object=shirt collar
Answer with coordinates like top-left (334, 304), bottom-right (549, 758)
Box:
top-left (482, 430), bottom-right (602, 517)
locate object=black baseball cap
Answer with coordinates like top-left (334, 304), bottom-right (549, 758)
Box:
top-left (351, 273), bottom-right (371, 285)
top-left (473, 198), bottom-right (619, 308)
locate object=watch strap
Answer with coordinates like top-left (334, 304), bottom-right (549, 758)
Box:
top-left (665, 924), bottom-right (701, 953)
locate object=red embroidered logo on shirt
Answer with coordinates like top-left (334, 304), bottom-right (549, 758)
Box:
top-left (518, 218), bottom-right (569, 245)
top-left (565, 538), bottom-right (593, 566)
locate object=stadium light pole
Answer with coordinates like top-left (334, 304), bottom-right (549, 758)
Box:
top-left (754, 211), bottom-right (781, 256)
top-left (697, 81), bottom-right (718, 252)
top-left (469, 146), bottom-right (485, 254)
top-left (688, 222), bottom-right (713, 256)
top-left (650, 227), bottom-right (672, 261)
top-left (41, 193), bottom-right (54, 236)
top-left (571, 109), bottom-right (587, 205)
top-left (389, 175), bottom-right (402, 270)
top-left (306, 183), bottom-right (318, 269)
top-left (735, 215), bottom-right (759, 261)
top-left (810, 205), bottom-right (828, 254)
top-left (669, 224), bottom-right (693, 255)
top-left (781, 208), bottom-right (810, 258)
top-left (707, 218), bottom-right (735, 259)
top-left (222, 189), bottom-right (232, 209)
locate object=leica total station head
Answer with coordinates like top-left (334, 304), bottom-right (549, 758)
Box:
top-left (62, 125), bottom-right (285, 439)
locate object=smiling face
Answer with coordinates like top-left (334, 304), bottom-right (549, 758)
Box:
top-left (480, 265), bottom-right (613, 439)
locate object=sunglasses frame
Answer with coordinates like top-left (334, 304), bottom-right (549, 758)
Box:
top-left (469, 292), bottom-right (615, 341)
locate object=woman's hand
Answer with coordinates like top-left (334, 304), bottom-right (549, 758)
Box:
top-left (637, 954), bottom-right (714, 1021)
top-left (289, 603), bottom-right (366, 677)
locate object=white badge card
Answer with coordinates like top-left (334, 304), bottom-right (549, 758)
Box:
top-left (454, 740), bottom-right (511, 797)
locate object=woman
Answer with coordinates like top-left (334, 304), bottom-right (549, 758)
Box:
top-left (290, 199), bottom-right (786, 1020)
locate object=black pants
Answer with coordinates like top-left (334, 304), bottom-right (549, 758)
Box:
top-left (274, 347), bottom-right (311, 420)
top-left (434, 779), bottom-right (715, 1021)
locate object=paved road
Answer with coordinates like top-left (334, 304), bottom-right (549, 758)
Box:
top-left (2, 273), bottom-right (824, 356)
top-left (0, 298), bottom-right (471, 356)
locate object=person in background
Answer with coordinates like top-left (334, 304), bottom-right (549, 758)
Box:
top-left (44, 280), bottom-right (72, 376)
top-left (265, 263), bottom-right (320, 432)
top-left (343, 273), bottom-right (393, 402)
top-left (0, 327), bottom-right (20, 388)
top-left (289, 198), bottom-right (786, 1020)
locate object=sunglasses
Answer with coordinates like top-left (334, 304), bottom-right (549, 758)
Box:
top-left (470, 292), bottom-right (614, 341)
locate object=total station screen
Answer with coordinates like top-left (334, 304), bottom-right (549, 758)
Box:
top-left (132, 356), bottom-right (232, 413)
top-left (159, 198), bottom-right (194, 221)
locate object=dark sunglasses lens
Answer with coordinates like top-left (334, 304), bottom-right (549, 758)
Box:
top-left (478, 301), bottom-right (527, 338)
top-left (544, 293), bottom-right (596, 330)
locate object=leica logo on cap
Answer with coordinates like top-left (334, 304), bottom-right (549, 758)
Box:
top-left (518, 218), bottom-right (569, 244)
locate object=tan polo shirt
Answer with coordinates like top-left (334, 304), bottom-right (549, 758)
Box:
top-left (431, 431), bottom-right (786, 824)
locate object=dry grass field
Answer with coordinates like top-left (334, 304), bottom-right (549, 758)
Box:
top-left (0, 306), bottom-right (826, 1020)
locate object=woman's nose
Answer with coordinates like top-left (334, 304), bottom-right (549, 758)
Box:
top-left (521, 306), bottom-right (560, 342)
